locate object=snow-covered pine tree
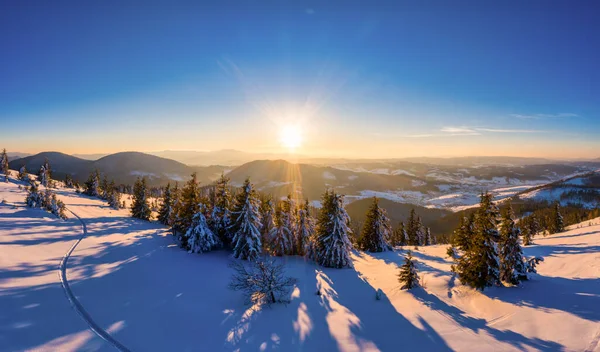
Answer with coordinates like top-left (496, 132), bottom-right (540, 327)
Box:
top-left (523, 213), bottom-right (540, 246)
top-left (106, 180), bottom-right (121, 209)
top-left (391, 221), bottom-right (406, 247)
top-left (314, 190), bottom-right (353, 268)
top-left (25, 182), bottom-right (42, 208)
top-left (426, 227), bottom-right (433, 246)
top-left (281, 195), bottom-right (297, 255)
top-left (454, 192), bottom-right (501, 290)
top-left (18, 165), bottom-right (28, 181)
top-left (357, 197), bottom-right (392, 252)
top-left (170, 182), bottom-right (183, 235)
top-left (1, 148), bottom-right (9, 182)
top-left (398, 250), bottom-right (419, 290)
top-left (177, 173), bottom-right (201, 246)
top-left (210, 174), bottom-right (232, 247)
top-left (186, 203), bottom-right (221, 253)
top-left (499, 203), bottom-right (526, 285)
top-left (64, 174), bottom-right (74, 188)
top-left (130, 177), bottom-right (151, 221)
top-left (48, 193), bottom-right (67, 219)
top-left (415, 216), bottom-right (425, 246)
top-left (100, 174), bottom-right (109, 200)
top-left (259, 195), bottom-right (275, 250)
top-left (157, 182), bottom-right (174, 225)
top-left (452, 214), bottom-right (474, 252)
top-left (84, 169), bottom-right (101, 197)
top-left (406, 209), bottom-right (418, 245)
top-left (296, 199), bottom-right (315, 256)
top-left (229, 178), bottom-right (262, 260)
top-left (552, 202), bottom-right (564, 234)
top-left (269, 203), bottom-right (293, 256)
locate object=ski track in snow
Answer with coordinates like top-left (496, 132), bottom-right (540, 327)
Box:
top-left (59, 208), bottom-right (131, 352)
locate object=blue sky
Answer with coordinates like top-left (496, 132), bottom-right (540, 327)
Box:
top-left (1, 1), bottom-right (598, 158)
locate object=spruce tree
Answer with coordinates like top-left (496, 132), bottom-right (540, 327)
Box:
top-left (178, 173), bottom-right (201, 246)
top-left (130, 177), bottom-right (151, 221)
top-left (186, 204), bottom-right (221, 253)
top-left (415, 216), bottom-right (425, 246)
top-left (26, 182), bottom-right (42, 208)
top-left (230, 178), bottom-right (262, 260)
top-left (18, 165), bottom-right (28, 181)
top-left (259, 196), bottom-right (275, 249)
top-left (1, 148), bottom-right (9, 182)
top-left (211, 174), bottom-right (232, 246)
top-left (454, 192), bottom-right (501, 290)
top-left (523, 213), bottom-right (540, 246)
top-left (84, 169), bottom-right (101, 197)
top-left (157, 182), bottom-right (175, 225)
top-left (280, 195), bottom-right (297, 255)
top-left (392, 221), bottom-right (407, 247)
top-left (170, 182), bottom-right (182, 234)
top-left (313, 190), bottom-right (353, 268)
top-left (269, 203), bottom-right (292, 256)
top-left (426, 227), bottom-right (433, 246)
top-left (100, 174), bottom-right (109, 200)
top-left (406, 209), bottom-right (418, 245)
top-left (398, 251), bottom-right (419, 290)
top-left (106, 180), bottom-right (121, 209)
top-left (552, 202), bottom-right (564, 234)
top-left (499, 203), bottom-right (526, 285)
top-left (296, 199), bottom-right (315, 256)
top-left (357, 197), bottom-right (392, 252)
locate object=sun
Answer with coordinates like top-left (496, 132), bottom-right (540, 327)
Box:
top-left (279, 124), bottom-right (303, 151)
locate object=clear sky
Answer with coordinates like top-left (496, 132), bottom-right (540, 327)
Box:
top-left (1, 1), bottom-right (598, 159)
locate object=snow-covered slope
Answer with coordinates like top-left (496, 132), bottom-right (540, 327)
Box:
top-left (1, 177), bottom-right (599, 351)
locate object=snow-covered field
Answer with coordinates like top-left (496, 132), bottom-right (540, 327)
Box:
top-left (1, 177), bottom-right (599, 351)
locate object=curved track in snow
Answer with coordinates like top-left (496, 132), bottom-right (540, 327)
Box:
top-left (58, 208), bottom-right (131, 352)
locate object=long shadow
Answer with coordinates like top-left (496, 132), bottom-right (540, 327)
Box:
top-left (486, 276), bottom-right (600, 322)
top-left (411, 288), bottom-right (564, 351)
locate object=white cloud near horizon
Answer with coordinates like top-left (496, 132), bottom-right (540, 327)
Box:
top-left (405, 126), bottom-right (547, 138)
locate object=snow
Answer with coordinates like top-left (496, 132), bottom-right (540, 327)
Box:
top-left (130, 170), bottom-right (158, 178)
top-left (2, 176), bottom-right (600, 351)
top-left (322, 171), bottom-right (337, 180)
top-left (347, 175), bottom-right (358, 181)
top-left (520, 186), bottom-right (600, 208)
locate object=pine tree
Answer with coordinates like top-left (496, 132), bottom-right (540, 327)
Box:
top-left (357, 197), bottom-right (392, 252)
top-left (210, 174), bottom-right (232, 246)
top-left (415, 216), bottom-right (425, 246)
top-left (186, 204), bottom-right (221, 253)
top-left (100, 174), bottom-right (109, 200)
top-left (130, 177), bottom-right (151, 221)
top-left (177, 173), bottom-right (201, 247)
top-left (230, 178), bottom-right (262, 260)
top-left (37, 158), bottom-right (51, 187)
top-left (1, 148), bottom-right (9, 182)
top-left (392, 221), bottom-right (407, 247)
top-left (523, 213), bottom-right (540, 246)
top-left (452, 214), bottom-right (475, 252)
top-left (106, 180), bottom-right (121, 209)
top-left (313, 190), bottom-right (353, 268)
top-left (157, 182), bottom-right (175, 225)
top-left (269, 203), bottom-right (293, 256)
top-left (499, 203), bottom-right (526, 285)
top-left (552, 202), bottom-right (564, 234)
top-left (406, 209), bottom-right (418, 245)
top-left (84, 169), bottom-right (101, 197)
top-left (426, 227), bottom-right (433, 246)
top-left (398, 251), bottom-right (419, 290)
top-left (170, 182), bottom-right (183, 234)
top-left (25, 182), bottom-right (42, 208)
top-left (259, 196), bottom-right (275, 249)
top-left (18, 165), bottom-right (28, 181)
top-left (296, 199), bottom-right (315, 256)
top-left (454, 192), bottom-right (501, 290)
top-left (280, 195), bottom-right (297, 255)
top-left (64, 174), bottom-right (74, 188)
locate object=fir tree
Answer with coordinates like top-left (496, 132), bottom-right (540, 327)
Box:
top-left (296, 199), bottom-right (315, 256)
top-left (130, 177), bottom-right (151, 221)
top-left (269, 203), bottom-right (293, 256)
top-left (106, 180), bottom-right (121, 209)
top-left (280, 195), bottom-right (297, 255)
top-left (84, 169), bottom-right (101, 197)
top-left (210, 174), bottom-right (233, 246)
top-left (406, 209), bottom-right (418, 245)
top-left (100, 174), bottom-right (109, 200)
top-left (186, 204), bottom-right (221, 253)
top-left (259, 196), bottom-right (275, 249)
top-left (454, 192), bottom-right (501, 290)
top-left (18, 165), bottom-right (28, 181)
top-left (415, 216), bottom-right (425, 246)
top-left (157, 182), bottom-right (175, 226)
top-left (230, 178), bottom-right (262, 260)
top-left (177, 173), bottom-right (201, 247)
top-left (499, 203), bottom-right (526, 285)
top-left (552, 202), bottom-right (564, 234)
top-left (523, 213), bottom-right (540, 246)
top-left (313, 190), bottom-right (353, 268)
top-left (452, 214), bottom-right (475, 252)
top-left (425, 227), bottom-right (433, 246)
top-left (392, 221), bottom-right (407, 247)
top-left (25, 182), bottom-right (43, 208)
top-left (357, 197), bottom-right (392, 252)
top-left (398, 251), bottom-right (419, 290)
top-left (64, 174), bottom-right (74, 188)
top-left (1, 148), bottom-right (9, 182)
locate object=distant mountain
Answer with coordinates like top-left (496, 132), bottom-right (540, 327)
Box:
top-left (150, 149), bottom-right (308, 166)
top-left (72, 153), bottom-right (109, 160)
top-left (225, 159), bottom-right (432, 201)
top-left (9, 151), bottom-right (227, 186)
top-left (6, 152), bottom-right (32, 162)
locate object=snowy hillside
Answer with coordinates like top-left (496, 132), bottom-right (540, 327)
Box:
top-left (1, 176), bottom-right (599, 351)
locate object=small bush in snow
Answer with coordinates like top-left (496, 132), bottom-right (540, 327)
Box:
top-left (228, 256), bottom-right (297, 306)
